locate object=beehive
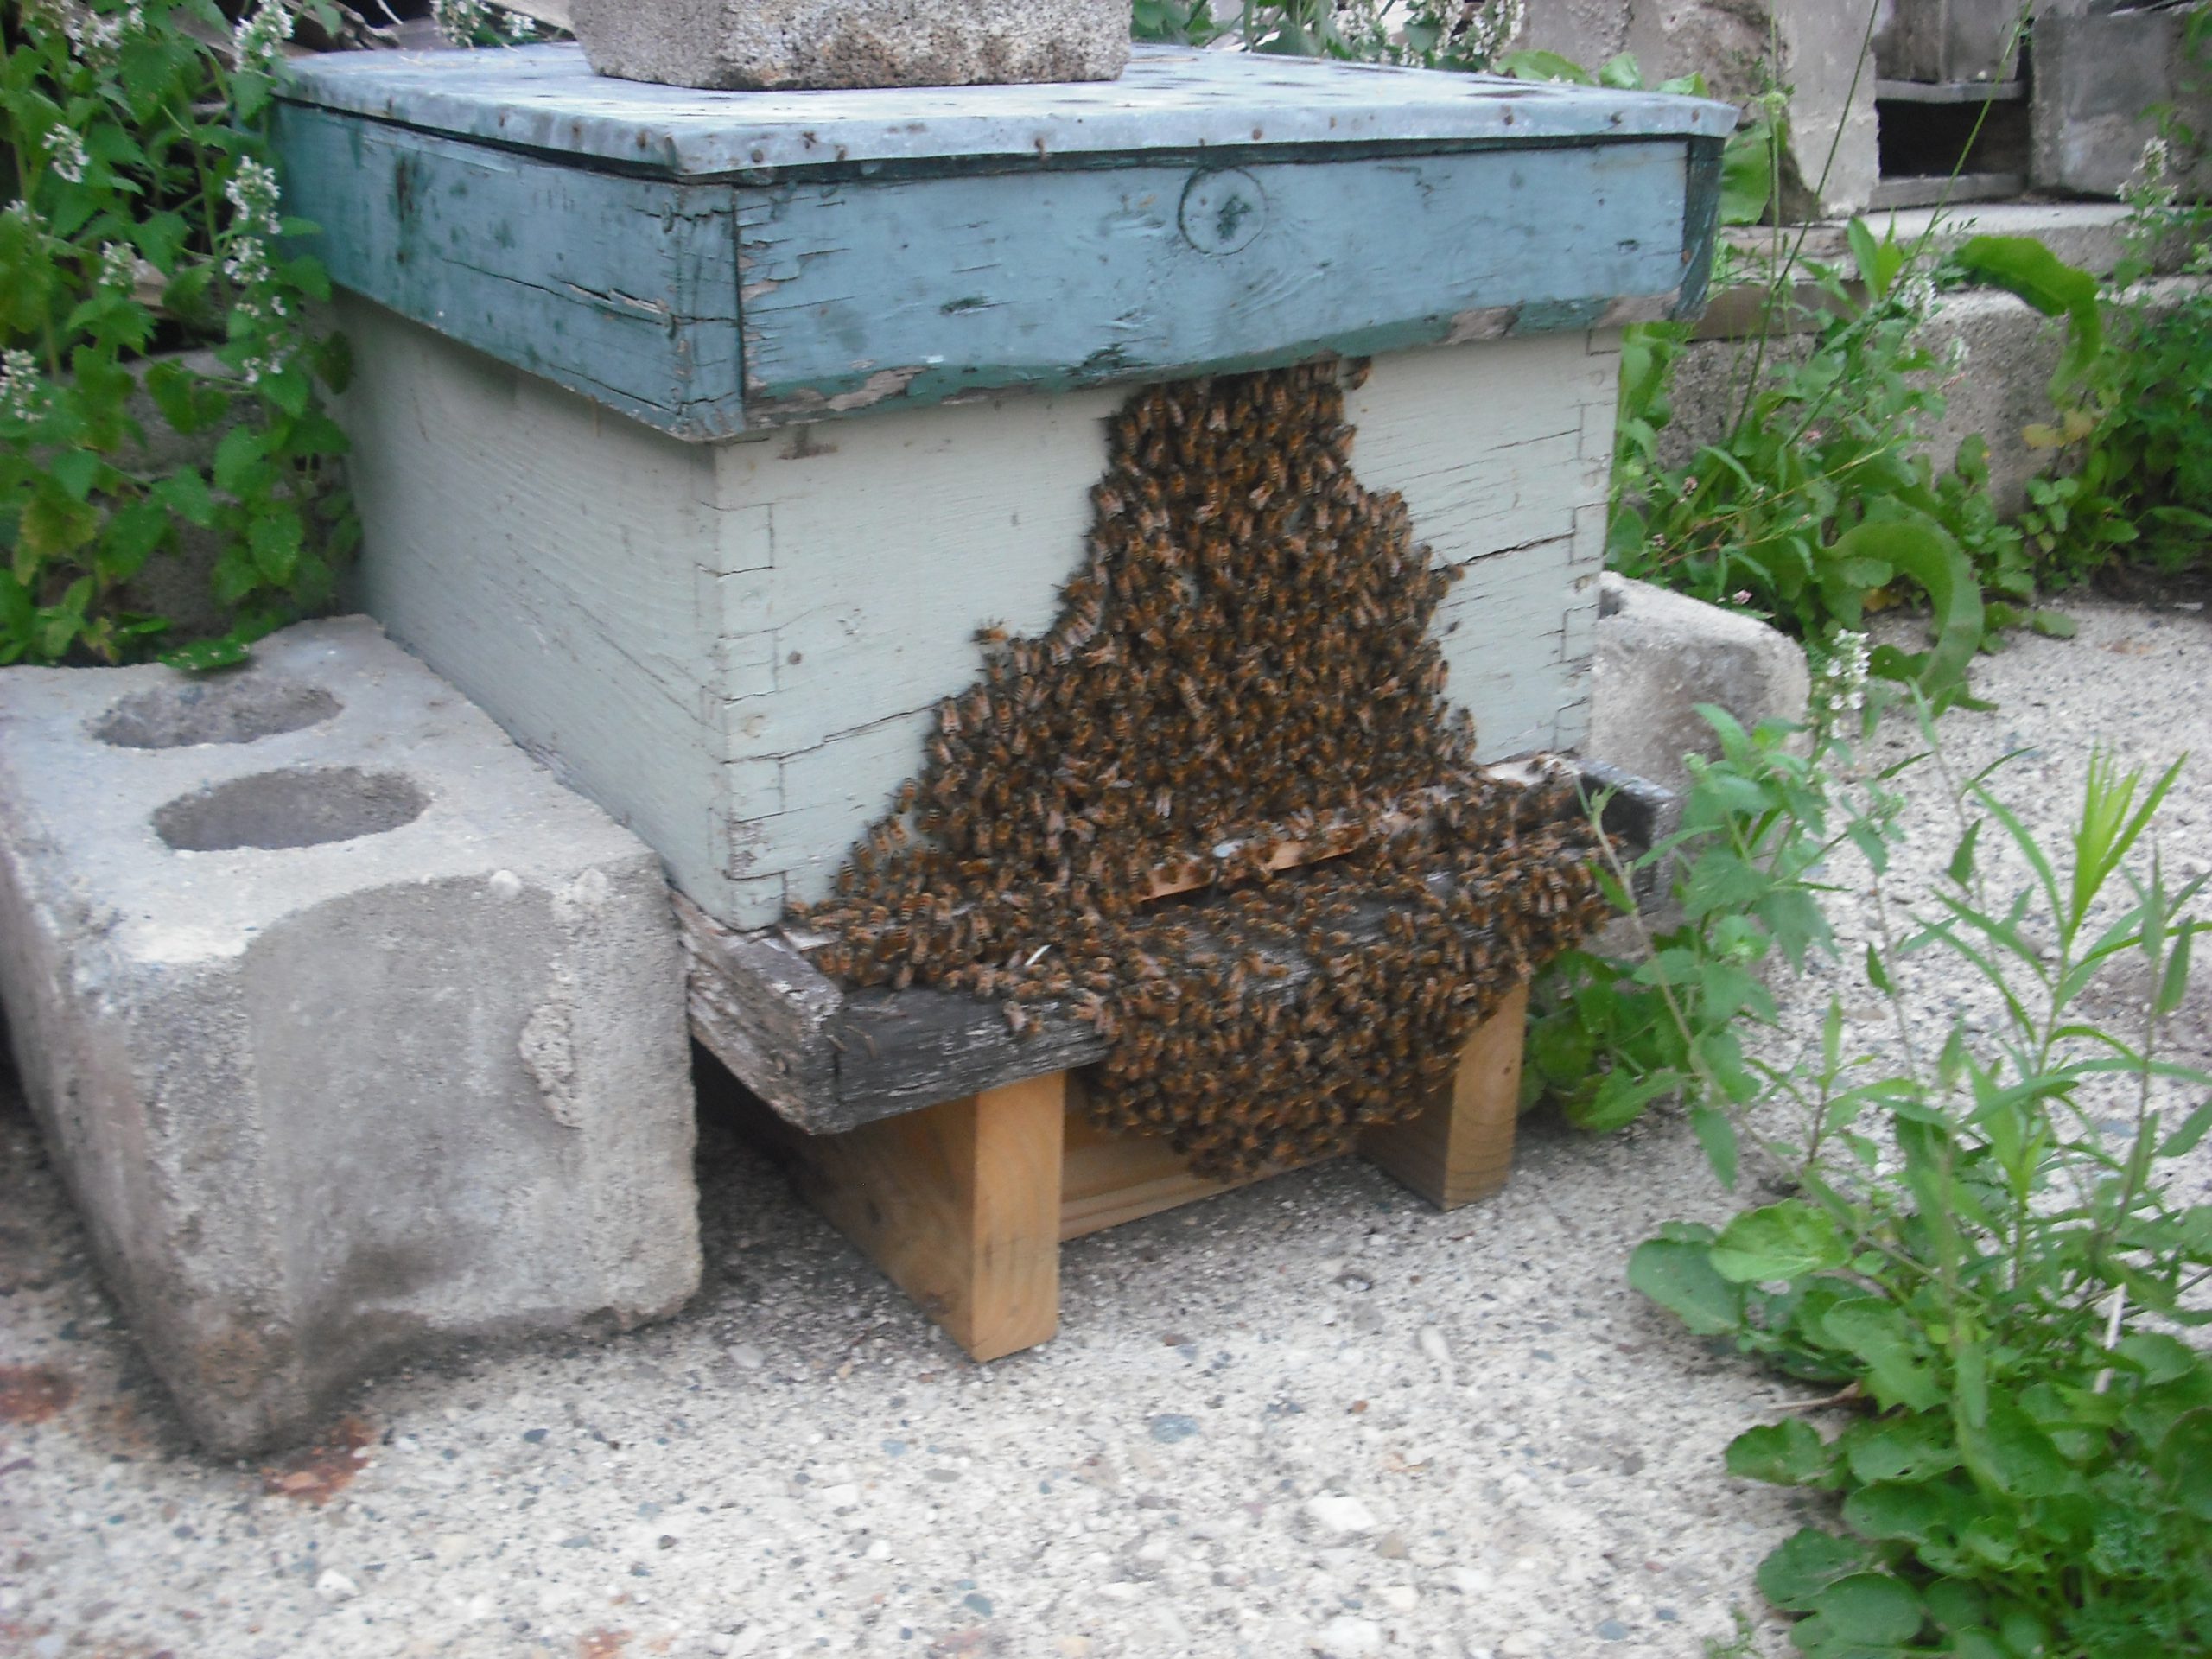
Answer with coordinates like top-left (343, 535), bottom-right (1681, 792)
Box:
top-left (273, 44), bottom-right (1726, 935)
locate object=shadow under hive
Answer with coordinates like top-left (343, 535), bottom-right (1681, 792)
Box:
top-left (791, 361), bottom-right (1611, 1180)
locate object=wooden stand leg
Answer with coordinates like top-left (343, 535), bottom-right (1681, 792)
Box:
top-left (1359, 981), bottom-right (1529, 1211)
top-left (791, 1071), bottom-right (1066, 1361)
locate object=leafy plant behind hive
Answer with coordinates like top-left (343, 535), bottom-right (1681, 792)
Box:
top-left (791, 362), bottom-right (1610, 1179)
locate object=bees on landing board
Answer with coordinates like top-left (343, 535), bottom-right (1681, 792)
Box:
top-left (785, 359), bottom-right (1610, 1181)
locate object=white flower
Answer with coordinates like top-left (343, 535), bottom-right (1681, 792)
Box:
top-left (36, 0), bottom-right (142, 58)
top-left (1944, 334), bottom-right (1970, 373)
top-left (232, 0), bottom-right (293, 74)
top-left (1462, 0), bottom-right (1525, 59)
top-left (1816, 628), bottom-right (1872, 717)
top-left (1896, 273), bottom-right (1939, 321)
top-left (2141, 136), bottom-right (2171, 183)
top-left (43, 126), bottom-right (88, 186)
top-left (505, 10), bottom-right (537, 41)
top-left (97, 240), bottom-right (137, 290)
top-left (225, 158), bottom-right (283, 235)
top-left (223, 234), bottom-right (270, 288)
top-left (1, 349), bottom-right (44, 423)
top-left (433, 0), bottom-right (490, 44)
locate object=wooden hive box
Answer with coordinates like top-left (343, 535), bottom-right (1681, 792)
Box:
top-left (273, 44), bottom-right (1719, 1357)
top-left (274, 44), bottom-right (1725, 932)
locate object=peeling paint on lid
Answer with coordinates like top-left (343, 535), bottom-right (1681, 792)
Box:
top-left (277, 42), bottom-right (1735, 182)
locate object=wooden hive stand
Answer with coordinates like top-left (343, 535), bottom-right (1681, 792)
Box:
top-left (753, 983), bottom-right (1526, 1361)
top-left (678, 762), bottom-right (1666, 1363)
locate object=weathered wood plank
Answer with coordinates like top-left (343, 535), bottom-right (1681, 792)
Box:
top-left (1358, 981), bottom-right (1528, 1209)
top-left (274, 106), bottom-right (744, 438)
top-left (735, 144), bottom-right (1688, 419)
top-left (1058, 1079), bottom-right (1309, 1240)
top-left (676, 891), bottom-right (841, 1122)
top-left (788, 1073), bottom-right (1065, 1360)
top-left (277, 43), bottom-right (1735, 182)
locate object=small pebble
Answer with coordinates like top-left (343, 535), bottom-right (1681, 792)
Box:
top-left (1312, 1613), bottom-right (1383, 1657)
top-left (1305, 1495), bottom-right (1380, 1535)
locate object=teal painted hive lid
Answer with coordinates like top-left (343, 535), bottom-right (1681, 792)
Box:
top-left (273, 44), bottom-right (1733, 438)
top-left (277, 41), bottom-right (1733, 180)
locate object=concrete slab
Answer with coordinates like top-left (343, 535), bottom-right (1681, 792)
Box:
top-left (2032, 7), bottom-right (2212, 200)
top-left (1589, 574), bottom-right (1811, 804)
top-left (569, 0), bottom-right (1129, 90)
top-left (1520, 0), bottom-right (1879, 215)
top-left (0, 618), bottom-right (700, 1454)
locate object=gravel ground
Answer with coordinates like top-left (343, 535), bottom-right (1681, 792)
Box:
top-left (2, 595), bottom-right (2208, 1659)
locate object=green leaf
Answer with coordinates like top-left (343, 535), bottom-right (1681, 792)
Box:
top-left (1827, 516), bottom-right (1983, 697)
top-left (2028, 609), bottom-right (2077, 639)
top-left (1495, 48), bottom-right (1595, 84)
top-left (2116, 1331), bottom-right (2199, 1386)
top-left (1842, 1478), bottom-right (1967, 1548)
top-left (1709, 1200), bottom-right (1849, 1284)
top-left (2161, 1096), bottom-right (2212, 1158)
top-left (1627, 1231), bottom-right (1745, 1337)
top-left (247, 512), bottom-right (302, 585)
top-left (1690, 1102), bottom-right (1738, 1189)
top-left (1865, 944), bottom-right (1892, 995)
top-left (1720, 114), bottom-right (1777, 226)
top-left (155, 467), bottom-right (214, 528)
top-left (134, 208), bottom-right (188, 272)
top-left (1840, 1412), bottom-right (1960, 1485)
top-left (1754, 1527), bottom-right (1870, 1613)
top-left (146, 357), bottom-right (230, 435)
top-left (1596, 53), bottom-right (1644, 90)
top-left (2158, 926), bottom-right (2194, 1018)
top-left (2152, 1407), bottom-right (2212, 1518)
top-left (1681, 848), bottom-right (1768, 918)
top-left (1950, 234), bottom-right (2103, 396)
top-left (99, 498), bottom-right (169, 580)
top-left (212, 425), bottom-right (268, 495)
top-left (1726, 1418), bottom-right (1832, 1486)
top-left (18, 493), bottom-right (100, 563)
top-left (1808, 1573), bottom-right (1923, 1645)
top-left (1566, 1067), bottom-right (1675, 1132)
top-left (1961, 1398), bottom-right (2075, 1499)
top-left (1527, 1010), bottom-right (1594, 1085)
top-left (159, 632), bottom-right (255, 673)
top-left (1946, 821), bottom-right (1980, 888)
top-left (48, 448), bottom-right (103, 503)
top-left (1817, 1298), bottom-right (1944, 1412)
top-left (259, 362), bottom-right (311, 417)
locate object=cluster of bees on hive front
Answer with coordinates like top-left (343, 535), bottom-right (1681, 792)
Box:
top-left (789, 360), bottom-right (1612, 1181)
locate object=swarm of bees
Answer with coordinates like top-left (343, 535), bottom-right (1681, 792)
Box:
top-left (788, 361), bottom-right (1611, 1181)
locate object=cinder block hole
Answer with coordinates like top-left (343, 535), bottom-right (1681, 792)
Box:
top-left (153, 767), bottom-right (428, 852)
top-left (92, 677), bottom-right (341, 749)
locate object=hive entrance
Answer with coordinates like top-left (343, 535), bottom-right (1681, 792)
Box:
top-left (790, 362), bottom-right (1606, 1180)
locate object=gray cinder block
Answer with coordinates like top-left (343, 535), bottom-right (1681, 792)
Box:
top-left (1588, 574), bottom-right (1811, 805)
top-left (2032, 7), bottom-right (2212, 200)
top-left (569, 0), bottom-right (1131, 91)
top-left (0, 619), bottom-right (700, 1454)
